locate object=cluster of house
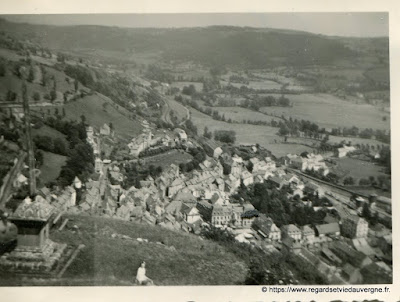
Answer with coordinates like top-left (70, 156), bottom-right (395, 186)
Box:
top-left (44, 125), bottom-right (392, 285)
top-left (252, 210), bottom-right (391, 284)
top-left (284, 153), bottom-right (330, 176)
top-left (127, 120), bottom-right (189, 157)
top-left (86, 125), bottom-right (113, 174)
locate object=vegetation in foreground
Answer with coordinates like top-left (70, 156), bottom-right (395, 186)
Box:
top-left (46, 214), bottom-right (247, 286)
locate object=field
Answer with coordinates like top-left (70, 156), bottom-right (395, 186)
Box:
top-left (266, 143), bottom-right (314, 158)
top-left (332, 157), bottom-right (387, 181)
top-left (0, 60), bottom-right (75, 103)
top-left (364, 67), bottom-right (390, 84)
top-left (11, 214), bottom-right (248, 286)
top-left (63, 93), bottom-right (143, 140)
top-left (170, 81), bottom-right (204, 92)
top-left (259, 93), bottom-right (390, 130)
top-left (328, 135), bottom-right (389, 148)
top-left (220, 79), bottom-right (282, 90)
top-left (167, 97), bottom-right (189, 123)
top-left (32, 124), bottom-right (68, 144)
top-left (251, 70), bottom-right (309, 91)
top-left (0, 47), bottom-right (24, 61)
top-left (141, 149), bottom-right (193, 170)
top-left (208, 106), bottom-right (283, 124)
top-left (189, 107), bottom-right (312, 157)
top-left (39, 151), bottom-right (67, 184)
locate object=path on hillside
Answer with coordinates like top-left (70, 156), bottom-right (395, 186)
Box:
top-left (160, 94), bottom-right (190, 127)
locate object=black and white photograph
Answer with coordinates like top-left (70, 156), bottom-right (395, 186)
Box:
top-left (0, 1), bottom-right (396, 299)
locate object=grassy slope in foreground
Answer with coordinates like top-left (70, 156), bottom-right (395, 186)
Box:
top-left (47, 214), bottom-right (247, 286)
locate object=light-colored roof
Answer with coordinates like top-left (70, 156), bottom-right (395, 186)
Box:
top-left (316, 223), bottom-right (340, 235)
top-left (301, 225), bottom-right (315, 235)
top-left (282, 224), bottom-right (301, 233)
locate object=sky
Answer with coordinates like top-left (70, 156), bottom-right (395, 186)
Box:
top-left (1, 12), bottom-right (389, 37)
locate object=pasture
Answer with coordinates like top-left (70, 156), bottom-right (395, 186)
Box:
top-left (259, 93), bottom-right (390, 130)
top-left (332, 157), bottom-right (387, 181)
top-left (220, 79), bottom-right (282, 90)
top-left (167, 97), bottom-right (189, 123)
top-left (189, 107), bottom-right (312, 157)
top-left (328, 135), bottom-right (389, 148)
top-left (63, 93), bottom-right (143, 140)
top-left (208, 106), bottom-right (283, 124)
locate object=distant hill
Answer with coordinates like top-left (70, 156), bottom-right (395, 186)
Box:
top-left (0, 18), bottom-right (388, 69)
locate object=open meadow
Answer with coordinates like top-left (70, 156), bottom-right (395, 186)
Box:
top-left (331, 157), bottom-right (387, 181)
top-left (167, 97), bottom-right (189, 123)
top-left (208, 105), bottom-right (283, 124)
top-left (189, 107), bottom-right (312, 157)
top-left (259, 93), bottom-right (390, 130)
top-left (328, 135), bottom-right (389, 148)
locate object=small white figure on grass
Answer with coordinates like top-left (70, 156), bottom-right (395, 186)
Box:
top-left (135, 261), bottom-right (154, 285)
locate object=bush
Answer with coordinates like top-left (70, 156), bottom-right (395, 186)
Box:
top-left (214, 130), bottom-right (236, 144)
top-left (0, 62), bottom-right (5, 77)
top-left (32, 92), bottom-right (41, 101)
top-left (50, 90), bottom-right (57, 101)
top-left (6, 90), bottom-right (17, 102)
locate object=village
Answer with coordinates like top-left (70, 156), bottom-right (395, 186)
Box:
top-left (0, 14), bottom-right (392, 287)
top-left (1, 112), bottom-right (391, 285)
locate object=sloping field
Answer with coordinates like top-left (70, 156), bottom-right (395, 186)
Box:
top-left (63, 93), bottom-right (142, 140)
top-left (29, 214), bottom-right (248, 286)
top-left (259, 93), bottom-right (390, 131)
top-left (32, 124), bottom-right (68, 144)
top-left (167, 97), bottom-right (189, 123)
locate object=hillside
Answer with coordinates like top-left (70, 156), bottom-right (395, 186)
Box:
top-left (62, 93), bottom-right (143, 140)
top-left (0, 18), bottom-right (388, 69)
top-left (0, 214), bottom-right (248, 286)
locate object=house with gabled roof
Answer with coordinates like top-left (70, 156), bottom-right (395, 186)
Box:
top-left (330, 241), bottom-right (373, 268)
top-left (282, 236), bottom-right (302, 254)
top-left (342, 215), bottom-right (368, 239)
top-left (304, 182), bottom-right (324, 196)
top-left (281, 224), bottom-right (302, 241)
top-left (301, 225), bottom-right (316, 245)
top-left (241, 170), bottom-right (254, 186)
top-left (267, 176), bottom-right (288, 189)
top-left (165, 199), bottom-right (183, 217)
top-left (181, 203), bottom-right (201, 223)
top-left (252, 215), bottom-right (281, 241)
top-left (315, 222), bottom-right (340, 238)
top-left (341, 263), bottom-right (363, 284)
top-left (211, 204), bottom-right (233, 226)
